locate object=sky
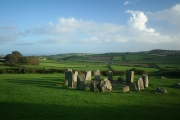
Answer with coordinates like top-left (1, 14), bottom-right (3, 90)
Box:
top-left (0, 0), bottom-right (180, 55)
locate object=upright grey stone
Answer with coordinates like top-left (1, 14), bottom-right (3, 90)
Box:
top-left (126, 71), bottom-right (134, 84)
top-left (77, 73), bottom-right (86, 90)
top-left (85, 71), bottom-right (92, 81)
top-left (68, 71), bottom-right (73, 87)
top-left (90, 81), bottom-right (96, 92)
top-left (65, 71), bottom-right (68, 81)
top-left (135, 77), bottom-right (144, 91)
top-left (142, 74), bottom-right (149, 88)
top-left (73, 71), bottom-right (78, 82)
top-left (108, 71), bottom-right (113, 81)
top-left (85, 70), bottom-right (92, 85)
top-left (97, 78), bottom-right (112, 92)
top-left (64, 69), bottom-right (73, 87)
top-left (139, 77), bottom-right (144, 90)
top-left (94, 70), bottom-right (100, 81)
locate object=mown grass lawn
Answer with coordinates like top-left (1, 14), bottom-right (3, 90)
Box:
top-left (0, 74), bottom-right (180, 120)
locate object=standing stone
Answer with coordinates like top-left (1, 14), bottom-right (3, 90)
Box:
top-left (85, 70), bottom-right (92, 85)
top-left (108, 71), bottom-right (113, 81)
top-left (97, 78), bottom-right (112, 92)
top-left (135, 78), bottom-right (140, 91)
top-left (135, 77), bottom-right (144, 91)
top-left (123, 86), bottom-right (130, 93)
top-left (85, 71), bottom-right (92, 80)
top-left (94, 70), bottom-right (100, 81)
top-left (139, 77), bottom-right (144, 90)
top-left (73, 71), bottom-right (78, 82)
top-left (90, 81), bottom-right (96, 92)
top-left (126, 71), bottom-right (134, 84)
top-left (64, 69), bottom-right (73, 87)
top-left (68, 71), bottom-right (73, 87)
top-left (142, 74), bottom-right (149, 88)
top-left (77, 73), bottom-right (86, 90)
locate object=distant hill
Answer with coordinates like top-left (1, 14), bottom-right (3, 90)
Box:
top-left (148, 49), bottom-right (180, 55)
top-left (39, 49), bottom-right (180, 64)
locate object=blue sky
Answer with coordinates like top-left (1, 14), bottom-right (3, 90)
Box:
top-left (0, 0), bottom-right (180, 55)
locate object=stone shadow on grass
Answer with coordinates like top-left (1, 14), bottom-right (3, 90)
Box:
top-left (0, 101), bottom-right (179, 120)
top-left (5, 77), bottom-right (74, 91)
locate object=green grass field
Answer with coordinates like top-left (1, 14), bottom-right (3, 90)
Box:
top-left (0, 52), bottom-right (180, 119)
top-left (111, 65), bottom-right (159, 72)
top-left (156, 63), bottom-right (180, 69)
top-left (0, 74), bottom-right (180, 120)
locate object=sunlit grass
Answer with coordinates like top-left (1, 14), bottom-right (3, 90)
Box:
top-left (0, 74), bottom-right (179, 120)
top-left (111, 65), bottom-right (158, 72)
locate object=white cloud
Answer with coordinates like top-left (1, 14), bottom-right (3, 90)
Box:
top-left (147, 4), bottom-right (180, 25)
top-left (46, 17), bottom-right (126, 44)
top-left (125, 10), bottom-right (155, 32)
top-left (124, 1), bottom-right (133, 6)
top-left (125, 10), bottom-right (176, 43)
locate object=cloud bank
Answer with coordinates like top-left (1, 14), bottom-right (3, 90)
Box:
top-left (147, 4), bottom-right (180, 25)
top-left (0, 4), bottom-right (179, 53)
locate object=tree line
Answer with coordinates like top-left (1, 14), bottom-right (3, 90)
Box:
top-left (4, 51), bottom-right (39, 66)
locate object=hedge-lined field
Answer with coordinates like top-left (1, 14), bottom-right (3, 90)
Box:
top-left (110, 64), bottom-right (159, 72)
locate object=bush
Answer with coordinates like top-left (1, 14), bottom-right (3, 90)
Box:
top-left (21, 56), bottom-right (40, 65)
top-left (0, 68), bottom-right (66, 74)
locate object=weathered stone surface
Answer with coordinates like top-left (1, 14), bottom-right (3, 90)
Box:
top-left (94, 70), bottom-right (100, 81)
top-left (123, 86), bottom-right (130, 93)
top-left (85, 70), bottom-right (92, 81)
top-left (90, 81), bottom-right (96, 92)
top-left (65, 69), bottom-right (72, 81)
top-left (126, 71), bottom-right (134, 84)
top-left (77, 73), bottom-right (86, 90)
top-left (155, 87), bottom-right (167, 93)
top-left (72, 71), bottom-right (78, 82)
top-left (135, 77), bottom-right (144, 91)
top-left (64, 69), bottom-right (73, 87)
top-left (68, 71), bottom-right (73, 87)
top-left (139, 77), bottom-right (144, 90)
top-left (97, 78), bottom-right (112, 92)
top-left (64, 80), bottom-right (68, 86)
top-left (108, 71), bottom-right (113, 81)
top-left (173, 83), bottom-right (180, 89)
top-left (142, 74), bottom-right (149, 88)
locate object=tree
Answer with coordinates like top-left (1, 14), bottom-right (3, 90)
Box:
top-left (21, 56), bottom-right (40, 65)
top-left (4, 51), bottom-right (40, 66)
top-left (5, 51), bottom-right (22, 66)
top-left (12, 51), bottom-right (22, 58)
